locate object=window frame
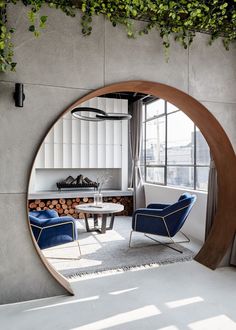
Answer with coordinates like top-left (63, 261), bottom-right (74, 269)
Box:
top-left (141, 99), bottom-right (210, 191)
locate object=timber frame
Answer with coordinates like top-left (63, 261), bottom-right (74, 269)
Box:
top-left (28, 80), bottom-right (236, 296)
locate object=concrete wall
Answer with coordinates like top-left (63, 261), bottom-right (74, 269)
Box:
top-left (0, 3), bottom-right (235, 304)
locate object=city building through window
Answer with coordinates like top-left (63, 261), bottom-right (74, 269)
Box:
top-left (140, 99), bottom-right (210, 191)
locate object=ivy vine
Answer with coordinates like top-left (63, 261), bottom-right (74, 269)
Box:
top-left (0, 0), bottom-right (235, 72)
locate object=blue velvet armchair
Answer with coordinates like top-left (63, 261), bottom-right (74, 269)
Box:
top-left (29, 209), bottom-right (81, 259)
top-left (129, 193), bottom-right (196, 253)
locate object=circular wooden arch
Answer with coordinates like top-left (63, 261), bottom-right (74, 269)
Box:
top-left (28, 80), bottom-right (236, 295)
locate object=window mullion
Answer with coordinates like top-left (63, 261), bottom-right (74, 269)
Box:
top-left (164, 101), bottom-right (167, 185)
top-left (194, 125), bottom-right (197, 190)
top-left (144, 104), bottom-right (147, 182)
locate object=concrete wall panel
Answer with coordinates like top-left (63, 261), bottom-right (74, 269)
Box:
top-left (0, 4), bottom-right (235, 304)
top-left (0, 193), bottom-right (65, 304)
top-left (189, 34), bottom-right (236, 103)
top-left (0, 82), bottom-right (88, 193)
top-left (105, 21), bottom-right (189, 92)
top-left (2, 4), bottom-right (105, 89)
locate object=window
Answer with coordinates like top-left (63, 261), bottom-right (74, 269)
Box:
top-left (141, 99), bottom-right (210, 191)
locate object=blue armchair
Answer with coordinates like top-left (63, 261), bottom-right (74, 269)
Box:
top-left (129, 193), bottom-right (197, 253)
top-left (29, 209), bottom-right (81, 259)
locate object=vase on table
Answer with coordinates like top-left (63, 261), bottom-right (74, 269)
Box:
top-left (94, 193), bottom-right (103, 206)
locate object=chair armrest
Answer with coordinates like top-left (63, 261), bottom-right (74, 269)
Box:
top-left (38, 217), bottom-right (78, 248)
top-left (29, 215), bottom-right (45, 227)
top-left (147, 203), bottom-right (170, 209)
top-left (133, 208), bottom-right (164, 218)
top-left (132, 208), bottom-right (167, 234)
top-left (42, 216), bottom-right (76, 228)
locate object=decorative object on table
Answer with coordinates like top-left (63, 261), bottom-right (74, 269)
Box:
top-left (29, 209), bottom-right (81, 260)
top-left (129, 193), bottom-right (197, 253)
top-left (57, 175), bottom-right (98, 191)
top-left (96, 172), bottom-right (112, 193)
top-left (71, 107), bottom-right (132, 121)
top-left (94, 193), bottom-right (103, 206)
top-left (93, 172), bottom-right (113, 206)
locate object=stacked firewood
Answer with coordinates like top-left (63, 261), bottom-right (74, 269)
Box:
top-left (28, 196), bottom-right (133, 218)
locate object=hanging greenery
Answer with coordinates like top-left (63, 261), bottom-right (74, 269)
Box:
top-left (0, 0), bottom-right (235, 72)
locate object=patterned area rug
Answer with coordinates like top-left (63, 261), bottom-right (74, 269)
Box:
top-left (43, 216), bottom-right (195, 279)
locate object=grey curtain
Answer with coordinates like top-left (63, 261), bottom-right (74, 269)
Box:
top-left (205, 154), bottom-right (218, 240)
top-left (129, 100), bottom-right (145, 209)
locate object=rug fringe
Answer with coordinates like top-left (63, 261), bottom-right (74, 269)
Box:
top-left (65, 254), bottom-right (194, 279)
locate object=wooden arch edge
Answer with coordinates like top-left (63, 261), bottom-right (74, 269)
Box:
top-left (26, 201), bottom-right (73, 296)
top-left (27, 81), bottom-right (236, 297)
top-left (67, 80), bottom-right (235, 269)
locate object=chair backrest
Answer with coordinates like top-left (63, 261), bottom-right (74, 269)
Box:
top-left (29, 210), bottom-right (59, 231)
top-left (178, 192), bottom-right (192, 201)
top-left (29, 209), bottom-right (58, 219)
top-left (164, 193), bottom-right (197, 236)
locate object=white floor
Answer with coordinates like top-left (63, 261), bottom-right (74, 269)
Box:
top-left (0, 261), bottom-right (236, 330)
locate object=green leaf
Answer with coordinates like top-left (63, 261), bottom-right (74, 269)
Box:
top-left (0, 41), bottom-right (5, 50)
top-left (29, 25), bottom-right (35, 32)
top-left (1, 26), bottom-right (6, 33)
top-left (28, 11), bottom-right (36, 24)
top-left (40, 16), bottom-right (47, 24)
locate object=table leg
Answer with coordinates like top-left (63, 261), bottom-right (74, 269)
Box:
top-left (93, 214), bottom-right (98, 227)
top-left (84, 214), bottom-right (90, 232)
top-left (101, 214), bottom-right (107, 234)
top-left (108, 214), bottom-right (115, 230)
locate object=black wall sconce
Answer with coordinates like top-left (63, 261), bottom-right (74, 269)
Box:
top-left (14, 83), bottom-right (25, 107)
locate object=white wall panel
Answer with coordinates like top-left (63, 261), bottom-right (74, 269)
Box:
top-left (44, 143), bottom-right (54, 168)
top-left (80, 144), bottom-right (89, 168)
top-left (72, 144), bottom-right (81, 168)
top-left (63, 144), bottom-right (72, 168)
top-left (106, 145), bottom-right (113, 168)
top-left (97, 144), bottom-right (106, 168)
top-left (114, 145), bottom-right (122, 167)
top-left (35, 144), bottom-right (45, 168)
top-left (72, 119), bottom-right (81, 144)
top-left (54, 143), bottom-right (63, 168)
top-left (89, 144), bottom-right (98, 168)
top-left (80, 120), bottom-right (89, 144)
top-left (45, 128), bottom-right (54, 143)
top-left (34, 97), bottom-right (128, 190)
top-left (63, 119), bottom-right (72, 144)
top-left (114, 121), bottom-right (122, 145)
top-left (54, 120), bottom-right (63, 143)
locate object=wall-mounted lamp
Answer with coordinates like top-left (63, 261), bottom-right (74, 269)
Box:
top-left (14, 83), bottom-right (25, 107)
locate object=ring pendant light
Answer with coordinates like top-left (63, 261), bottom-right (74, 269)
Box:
top-left (71, 107), bottom-right (132, 121)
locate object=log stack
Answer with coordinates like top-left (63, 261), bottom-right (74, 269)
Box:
top-left (28, 196), bottom-right (133, 218)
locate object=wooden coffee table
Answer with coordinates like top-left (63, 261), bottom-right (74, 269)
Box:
top-left (75, 203), bottom-right (124, 234)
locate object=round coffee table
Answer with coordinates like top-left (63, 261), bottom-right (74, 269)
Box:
top-left (75, 203), bottom-right (124, 234)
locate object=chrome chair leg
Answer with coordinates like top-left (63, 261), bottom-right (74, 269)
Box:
top-left (129, 230), bottom-right (190, 254)
top-left (144, 234), bottom-right (183, 253)
top-left (129, 230), bottom-right (133, 248)
top-left (77, 240), bottom-right (82, 257)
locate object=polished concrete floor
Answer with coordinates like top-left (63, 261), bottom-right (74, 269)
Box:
top-left (0, 261), bottom-right (236, 330)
